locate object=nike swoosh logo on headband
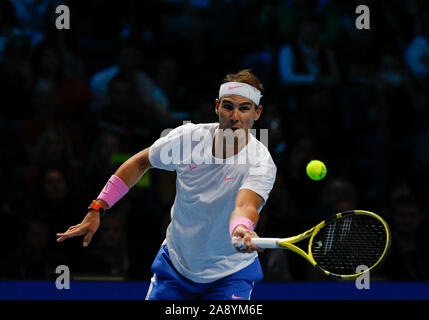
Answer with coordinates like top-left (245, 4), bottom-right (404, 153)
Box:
top-left (228, 86), bottom-right (242, 90)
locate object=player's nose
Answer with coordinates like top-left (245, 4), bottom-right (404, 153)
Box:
top-left (230, 108), bottom-right (239, 121)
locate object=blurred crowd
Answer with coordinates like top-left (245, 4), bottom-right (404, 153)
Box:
top-left (1, 0), bottom-right (429, 282)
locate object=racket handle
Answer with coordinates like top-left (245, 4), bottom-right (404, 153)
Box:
top-left (232, 236), bottom-right (280, 250)
top-left (251, 238), bottom-right (280, 248)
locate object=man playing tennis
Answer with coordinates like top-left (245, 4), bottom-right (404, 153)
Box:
top-left (56, 69), bottom-right (277, 300)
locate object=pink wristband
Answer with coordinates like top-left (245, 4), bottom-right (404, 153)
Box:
top-left (97, 175), bottom-right (129, 208)
top-left (229, 217), bottom-right (254, 237)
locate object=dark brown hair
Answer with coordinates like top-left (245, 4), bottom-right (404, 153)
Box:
top-left (222, 69), bottom-right (264, 92)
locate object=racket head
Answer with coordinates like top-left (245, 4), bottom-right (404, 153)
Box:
top-left (308, 210), bottom-right (391, 279)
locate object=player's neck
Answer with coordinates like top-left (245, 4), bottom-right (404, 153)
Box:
top-left (212, 130), bottom-right (249, 159)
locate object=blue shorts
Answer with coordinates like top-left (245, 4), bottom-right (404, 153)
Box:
top-left (145, 245), bottom-right (263, 300)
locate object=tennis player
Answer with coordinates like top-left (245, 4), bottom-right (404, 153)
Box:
top-left (56, 69), bottom-right (277, 300)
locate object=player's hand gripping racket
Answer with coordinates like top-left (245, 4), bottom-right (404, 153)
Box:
top-left (232, 210), bottom-right (391, 279)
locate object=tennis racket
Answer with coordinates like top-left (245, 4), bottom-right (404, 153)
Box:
top-left (233, 210), bottom-right (391, 279)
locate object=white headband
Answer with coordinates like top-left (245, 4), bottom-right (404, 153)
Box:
top-left (219, 82), bottom-right (262, 105)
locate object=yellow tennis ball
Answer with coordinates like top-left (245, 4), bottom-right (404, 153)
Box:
top-left (306, 160), bottom-right (327, 181)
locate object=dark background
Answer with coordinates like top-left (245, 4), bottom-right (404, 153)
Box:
top-left (0, 0), bottom-right (428, 283)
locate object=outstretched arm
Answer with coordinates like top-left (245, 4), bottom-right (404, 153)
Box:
top-left (113, 147), bottom-right (152, 189)
top-left (56, 147), bottom-right (152, 247)
top-left (230, 189), bottom-right (265, 253)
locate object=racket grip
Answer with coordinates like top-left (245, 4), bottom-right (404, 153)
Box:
top-left (251, 238), bottom-right (280, 248)
top-left (232, 236), bottom-right (280, 250)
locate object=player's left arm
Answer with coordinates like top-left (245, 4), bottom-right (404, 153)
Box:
top-left (230, 188), bottom-right (265, 253)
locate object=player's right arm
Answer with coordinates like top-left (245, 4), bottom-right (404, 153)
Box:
top-left (114, 147), bottom-right (152, 188)
top-left (56, 147), bottom-right (152, 247)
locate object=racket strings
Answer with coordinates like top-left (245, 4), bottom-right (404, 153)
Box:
top-left (311, 215), bottom-right (387, 275)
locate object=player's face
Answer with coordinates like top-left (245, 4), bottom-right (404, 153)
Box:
top-left (215, 95), bottom-right (262, 133)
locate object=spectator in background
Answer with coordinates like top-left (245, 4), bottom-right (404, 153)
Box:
top-left (304, 176), bottom-right (359, 281)
top-left (307, 176), bottom-right (358, 234)
top-left (257, 0), bottom-right (342, 46)
top-left (278, 16), bottom-right (340, 87)
top-left (31, 39), bottom-right (93, 120)
top-left (380, 0), bottom-right (422, 52)
top-left (30, 168), bottom-right (83, 232)
top-left (94, 213), bottom-right (130, 278)
top-left (257, 173), bottom-right (299, 237)
top-left (282, 137), bottom-right (325, 219)
top-left (405, 13), bottom-right (429, 89)
top-left (383, 182), bottom-right (429, 281)
top-left (2, 218), bottom-right (68, 280)
top-left (96, 73), bottom-right (172, 146)
top-left (378, 53), bottom-right (411, 90)
top-left (19, 125), bottom-right (85, 203)
top-left (97, 73), bottom-right (143, 132)
top-left (9, 0), bottom-right (62, 46)
top-left (73, 212), bottom-right (130, 279)
top-left (277, 16), bottom-right (341, 155)
top-left (16, 80), bottom-right (63, 161)
top-left (90, 37), bottom-right (170, 116)
top-left (31, 125), bottom-right (81, 173)
top-left (21, 167), bottom-right (85, 268)
top-left (0, 0), bottom-right (23, 62)
top-left (192, 99), bottom-right (216, 124)
top-left (32, 79), bottom-right (58, 120)
top-left (408, 89), bottom-right (429, 181)
top-left (0, 152), bottom-right (22, 275)
top-left (155, 56), bottom-right (186, 110)
top-left (158, 1), bottom-right (214, 87)
top-left (0, 35), bottom-right (33, 117)
top-left (256, 173), bottom-right (298, 282)
top-left (256, 102), bottom-right (287, 160)
top-left (374, 53), bottom-right (416, 201)
top-left (311, 176), bottom-right (358, 217)
top-left (339, 54), bottom-right (398, 207)
top-left (85, 130), bottom-right (122, 195)
top-left (15, 75), bottom-right (90, 162)
top-left (240, 0), bottom-right (343, 92)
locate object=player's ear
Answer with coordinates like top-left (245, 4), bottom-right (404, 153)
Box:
top-left (215, 98), bottom-right (220, 115)
top-left (254, 104), bottom-right (263, 121)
